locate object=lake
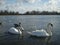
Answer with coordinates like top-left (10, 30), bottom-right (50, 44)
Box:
top-left (0, 15), bottom-right (60, 45)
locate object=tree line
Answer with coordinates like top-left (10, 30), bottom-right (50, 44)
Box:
top-left (23, 11), bottom-right (60, 15)
top-left (0, 10), bottom-right (60, 15)
top-left (0, 10), bottom-right (20, 15)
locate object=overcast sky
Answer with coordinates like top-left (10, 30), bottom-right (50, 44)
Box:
top-left (0, 0), bottom-right (60, 13)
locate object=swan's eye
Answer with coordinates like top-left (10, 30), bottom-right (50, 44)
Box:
top-left (51, 24), bottom-right (53, 27)
top-left (48, 23), bottom-right (53, 27)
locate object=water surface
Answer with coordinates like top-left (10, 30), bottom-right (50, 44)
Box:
top-left (0, 15), bottom-right (60, 45)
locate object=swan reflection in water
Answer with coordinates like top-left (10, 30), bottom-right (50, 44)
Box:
top-left (17, 34), bottom-right (52, 45)
top-left (27, 36), bottom-right (52, 45)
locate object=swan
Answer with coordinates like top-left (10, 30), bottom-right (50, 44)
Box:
top-left (27, 23), bottom-right (53, 37)
top-left (8, 23), bottom-right (24, 34)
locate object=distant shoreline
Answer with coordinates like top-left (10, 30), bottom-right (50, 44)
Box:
top-left (0, 10), bottom-right (60, 15)
top-left (0, 15), bottom-right (59, 16)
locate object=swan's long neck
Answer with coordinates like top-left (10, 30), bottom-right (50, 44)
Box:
top-left (46, 23), bottom-right (53, 36)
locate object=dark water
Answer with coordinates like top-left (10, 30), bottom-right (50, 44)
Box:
top-left (0, 15), bottom-right (60, 45)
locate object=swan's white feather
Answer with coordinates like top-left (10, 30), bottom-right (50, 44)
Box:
top-left (28, 29), bottom-right (50, 37)
top-left (8, 27), bottom-right (22, 34)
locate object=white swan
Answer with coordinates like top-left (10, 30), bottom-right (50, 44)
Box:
top-left (27, 23), bottom-right (53, 37)
top-left (8, 27), bottom-right (22, 34)
top-left (8, 23), bottom-right (24, 34)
